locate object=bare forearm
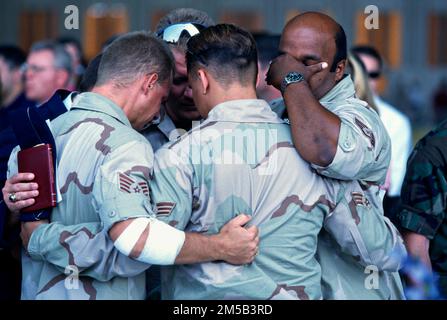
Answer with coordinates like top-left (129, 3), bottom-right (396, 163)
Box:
top-left (284, 82), bottom-right (340, 166)
top-left (110, 215), bottom-right (258, 266)
top-left (174, 233), bottom-right (221, 264)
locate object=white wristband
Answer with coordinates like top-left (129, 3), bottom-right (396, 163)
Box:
top-left (137, 218), bottom-right (186, 265)
top-left (114, 217), bottom-right (150, 256)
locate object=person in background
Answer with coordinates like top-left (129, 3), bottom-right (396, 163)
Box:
top-left (57, 37), bottom-right (86, 91)
top-left (0, 46), bottom-right (28, 110)
top-left (0, 45), bottom-right (31, 300)
top-left (346, 53), bottom-right (379, 113)
top-left (253, 33), bottom-right (282, 103)
top-left (397, 119), bottom-right (447, 299)
top-left (352, 45), bottom-right (412, 224)
top-left (24, 40), bottom-right (72, 106)
top-left (0, 45), bottom-right (30, 194)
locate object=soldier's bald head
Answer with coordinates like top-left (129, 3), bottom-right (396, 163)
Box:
top-left (287, 12), bottom-right (341, 35)
top-left (284, 12), bottom-right (347, 72)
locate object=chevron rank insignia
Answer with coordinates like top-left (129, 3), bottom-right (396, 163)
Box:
top-left (156, 202), bottom-right (176, 217)
top-left (118, 172), bottom-right (149, 197)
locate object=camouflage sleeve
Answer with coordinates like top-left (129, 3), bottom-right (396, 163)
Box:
top-left (150, 146), bottom-right (193, 229)
top-left (398, 146), bottom-right (446, 239)
top-left (323, 184), bottom-right (406, 271)
top-left (27, 221), bottom-right (150, 281)
top-left (312, 107), bottom-right (390, 184)
top-left (26, 140), bottom-right (155, 281)
top-left (93, 140), bottom-right (155, 231)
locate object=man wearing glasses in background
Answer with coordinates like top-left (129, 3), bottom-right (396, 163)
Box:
top-left (23, 41), bottom-right (72, 108)
top-left (142, 8), bottom-right (214, 152)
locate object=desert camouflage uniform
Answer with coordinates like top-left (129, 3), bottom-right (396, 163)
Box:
top-left (8, 92), bottom-right (155, 299)
top-left (151, 99), bottom-right (405, 300)
top-left (271, 75), bottom-right (406, 299)
top-left (397, 119), bottom-right (447, 297)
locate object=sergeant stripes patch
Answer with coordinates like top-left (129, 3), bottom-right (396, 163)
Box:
top-left (118, 172), bottom-right (149, 197)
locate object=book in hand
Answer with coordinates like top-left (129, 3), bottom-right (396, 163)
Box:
top-left (17, 143), bottom-right (57, 212)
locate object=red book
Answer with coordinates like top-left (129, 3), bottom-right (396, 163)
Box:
top-left (17, 144), bottom-right (57, 212)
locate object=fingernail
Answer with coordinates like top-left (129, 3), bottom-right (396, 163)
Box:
top-left (33, 191), bottom-right (39, 196)
top-left (322, 62), bottom-right (328, 69)
top-left (28, 173), bottom-right (35, 179)
top-left (31, 183), bottom-right (38, 189)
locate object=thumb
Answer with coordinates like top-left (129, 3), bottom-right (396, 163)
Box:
top-left (307, 62), bottom-right (328, 75)
top-left (229, 214), bottom-right (251, 227)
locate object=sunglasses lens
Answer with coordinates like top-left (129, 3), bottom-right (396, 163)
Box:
top-left (158, 23), bottom-right (205, 43)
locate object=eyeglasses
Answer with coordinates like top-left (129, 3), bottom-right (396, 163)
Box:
top-left (21, 63), bottom-right (56, 74)
top-left (368, 71), bottom-right (381, 79)
top-left (156, 23), bottom-right (205, 43)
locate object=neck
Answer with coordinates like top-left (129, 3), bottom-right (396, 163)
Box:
top-left (1, 84), bottom-right (23, 108)
top-left (207, 85), bottom-right (257, 115)
top-left (91, 84), bottom-right (137, 115)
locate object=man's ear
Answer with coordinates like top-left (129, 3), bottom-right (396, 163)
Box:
top-left (197, 69), bottom-right (209, 95)
top-left (142, 73), bottom-right (159, 94)
top-left (335, 59), bottom-right (346, 82)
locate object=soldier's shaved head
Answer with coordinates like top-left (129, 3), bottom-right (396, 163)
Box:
top-left (284, 12), bottom-right (347, 72)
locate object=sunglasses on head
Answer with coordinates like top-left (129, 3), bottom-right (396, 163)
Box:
top-left (368, 71), bottom-right (381, 79)
top-left (156, 23), bottom-right (205, 43)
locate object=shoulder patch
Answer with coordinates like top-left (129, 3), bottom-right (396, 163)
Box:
top-left (118, 172), bottom-right (149, 197)
top-left (156, 202), bottom-right (176, 217)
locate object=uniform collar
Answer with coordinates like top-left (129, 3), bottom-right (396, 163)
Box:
top-left (71, 92), bottom-right (132, 127)
top-left (157, 106), bottom-right (178, 138)
top-left (206, 99), bottom-right (284, 123)
top-left (319, 74), bottom-right (356, 104)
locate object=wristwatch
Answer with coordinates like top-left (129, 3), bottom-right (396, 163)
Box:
top-left (280, 71), bottom-right (304, 93)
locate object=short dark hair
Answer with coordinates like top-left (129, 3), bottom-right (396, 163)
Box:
top-left (0, 45), bottom-right (26, 70)
top-left (79, 53), bottom-right (102, 92)
top-left (97, 31), bottom-right (174, 88)
top-left (351, 45), bottom-right (383, 71)
top-left (186, 24), bottom-right (258, 88)
top-left (252, 33), bottom-right (280, 66)
top-left (331, 24), bottom-right (347, 72)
